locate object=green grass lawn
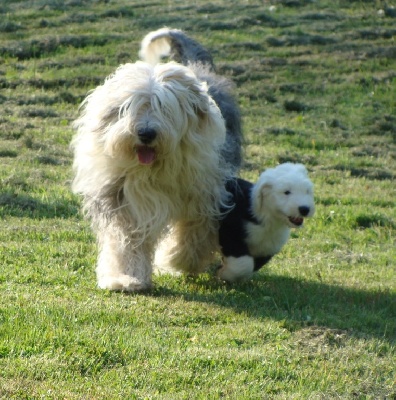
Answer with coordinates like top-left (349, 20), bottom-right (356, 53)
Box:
top-left (1, 0), bottom-right (395, 398)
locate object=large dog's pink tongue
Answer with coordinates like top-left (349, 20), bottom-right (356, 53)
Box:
top-left (136, 146), bottom-right (156, 165)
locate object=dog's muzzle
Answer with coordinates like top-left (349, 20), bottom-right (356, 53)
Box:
top-left (288, 206), bottom-right (312, 227)
top-left (138, 128), bottom-right (157, 145)
top-left (298, 206), bottom-right (310, 216)
top-left (288, 216), bottom-right (304, 227)
top-left (135, 128), bottom-right (157, 165)
top-left (135, 145), bottom-right (156, 165)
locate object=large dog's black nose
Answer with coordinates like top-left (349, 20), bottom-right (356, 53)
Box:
top-left (137, 128), bottom-right (157, 144)
top-left (299, 206), bottom-right (310, 216)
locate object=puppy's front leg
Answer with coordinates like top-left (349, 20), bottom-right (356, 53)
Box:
top-left (217, 255), bottom-right (255, 282)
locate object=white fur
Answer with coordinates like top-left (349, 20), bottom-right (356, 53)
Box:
top-left (71, 60), bottom-right (229, 291)
top-left (218, 256), bottom-right (255, 282)
top-left (249, 163), bottom-right (315, 256)
top-left (139, 27), bottom-right (175, 65)
top-left (245, 221), bottom-right (290, 258)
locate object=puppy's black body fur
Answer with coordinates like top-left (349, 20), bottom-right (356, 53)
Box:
top-left (219, 178), bottom-right (273, 271)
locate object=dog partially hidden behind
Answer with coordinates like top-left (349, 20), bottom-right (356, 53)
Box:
top-left (71, 28), bottom-right (242, 291)
top-left (218, 163), bottom-right (315, 282)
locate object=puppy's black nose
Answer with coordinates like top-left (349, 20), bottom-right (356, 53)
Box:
top-left (137, 128), bottom-right (157, 144)
top-left (299, 206), bottom-right (310, 216)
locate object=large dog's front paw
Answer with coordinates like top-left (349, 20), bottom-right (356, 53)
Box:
top-left (217, 255), bottom-right (255, 283)
top-left (97, 274), bottom-right (151, 292)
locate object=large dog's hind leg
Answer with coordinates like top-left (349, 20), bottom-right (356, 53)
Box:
top-left (155, 219), bottom-right (217, 275)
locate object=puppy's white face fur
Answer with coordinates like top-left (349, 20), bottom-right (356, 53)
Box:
top-left (252, 163), bottom-right (315, 228)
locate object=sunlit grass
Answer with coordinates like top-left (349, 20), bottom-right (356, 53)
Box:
top-left (0, 0), bottom-right (395, 398)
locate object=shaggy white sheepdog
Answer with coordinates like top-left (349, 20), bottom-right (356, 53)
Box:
top-left (218, 163), bottom-right (315, 282)
top-left (71, 28), bottom-right (242, 291)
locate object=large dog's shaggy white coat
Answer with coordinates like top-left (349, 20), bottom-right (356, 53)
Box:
top-left (218, 163), bottom-right (315, 282)
top-left (71, 29), bottom-right (241, 291)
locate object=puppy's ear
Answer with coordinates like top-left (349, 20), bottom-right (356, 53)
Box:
top-left (252, 181), bottom-right (272, 216)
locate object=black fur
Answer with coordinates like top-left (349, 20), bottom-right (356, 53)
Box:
top-left (219, 178), bottom-right (273, 271)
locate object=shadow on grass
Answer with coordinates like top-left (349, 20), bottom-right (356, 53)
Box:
top-left (151, 273), bottom-right (396, 343)
top-left (0, 192), bottom-right (79, 219)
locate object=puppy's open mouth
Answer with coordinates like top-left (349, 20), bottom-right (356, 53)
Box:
top-left (288, 216), bottom-right (304, 227)
top-left (135, 145), bottom-right (156, 165)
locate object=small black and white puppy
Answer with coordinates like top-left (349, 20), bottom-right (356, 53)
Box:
top-left (218, 163), bottom-right (315, 282)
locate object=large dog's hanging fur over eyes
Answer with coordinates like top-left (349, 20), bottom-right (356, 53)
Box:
top-left (71, 28), bottom-right (242, 291)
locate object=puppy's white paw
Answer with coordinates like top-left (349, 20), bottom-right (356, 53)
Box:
top-left (217, 255), bottom-right (255, 282)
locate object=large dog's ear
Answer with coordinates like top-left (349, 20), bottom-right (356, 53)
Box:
top-left (157, 63), bottom-right (208, 108)
top-left (156, 63), bottom-right (226, 143)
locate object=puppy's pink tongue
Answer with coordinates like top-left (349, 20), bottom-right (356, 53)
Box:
top-left (136, 146), bottom-right (156, 165)
top-left (289, 216), bottom-right (304, 226)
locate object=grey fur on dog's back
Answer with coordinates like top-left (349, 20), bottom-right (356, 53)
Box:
top-left (140, 28), bottom-right (243, 172)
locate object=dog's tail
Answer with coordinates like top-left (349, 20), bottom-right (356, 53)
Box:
top-left (139, 27), bottom-right (215, 70)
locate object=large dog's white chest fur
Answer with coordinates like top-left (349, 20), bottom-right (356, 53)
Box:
top-left (245, 221), bottom-right (290, 258)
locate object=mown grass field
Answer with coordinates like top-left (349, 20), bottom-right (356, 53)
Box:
top-left (1, 0), bottom-right (395, 398)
